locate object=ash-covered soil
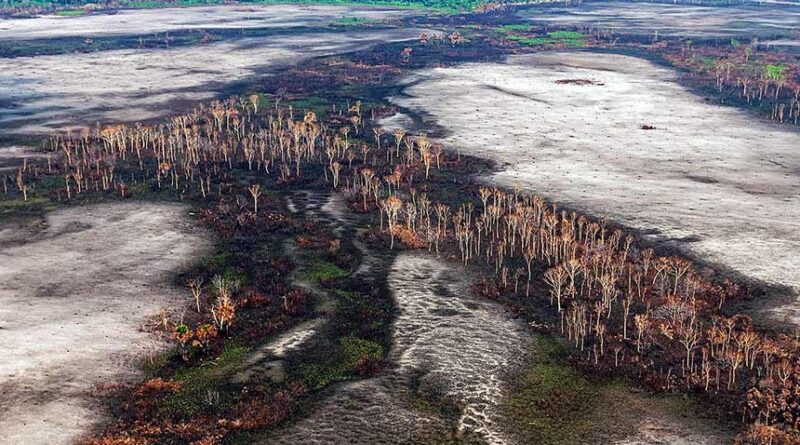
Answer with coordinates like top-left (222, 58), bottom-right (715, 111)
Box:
top-left (384, 51), bottom-right (800, 327)
top-left (516, 1), bottom-right (800, 39)
top-left (0, 202), bottom-right (210, 445)
top-left (0, 4), bottom-right (415, 40)
top-left (0, 26), bottom-right (428, 136)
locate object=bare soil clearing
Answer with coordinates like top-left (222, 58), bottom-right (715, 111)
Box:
top-left (516, 1), bottom-right (800, 39)
top-left (385, 52), bottom-right (800, 327)
top-left (0, 202), bottom-right (210, 445)
top-left (0, 27), bottom-right (428, 135)
top-left (0, 4), bottom-right (414, 40)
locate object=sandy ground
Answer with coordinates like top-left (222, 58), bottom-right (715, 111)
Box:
top-left (0, 4), bottom-right (415, 40)
top-left (0, 202), bottom-right (210, 445)
top-left (384, 52), bottom-right (800, 327)
top-left (0, 27), bottom-right (428, 135)
top-left (516, 2), bottom-right (800, 39)
top-left (613, 417), bottom-right (730, 445)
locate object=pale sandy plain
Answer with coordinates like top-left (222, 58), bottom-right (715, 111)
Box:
top-left (516, 1), bottom-right (800, 39)
top-left (0, 27), bottom-right (428, 135)
top-left (385, 52), bottom-right (800, 327)
top-left (0, 203), bottom-right (210, 445)
top-left (0, 4), bottom-right (413, 40)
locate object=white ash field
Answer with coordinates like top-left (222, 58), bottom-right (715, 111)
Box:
top-left (385, 51), bottom-right (800, 326)
top-left (515, 1), bottom-right (800, 39)
top-left (0, 4), bottom-right (429, 135)
top-left (0, 28), bottom-right (429, 135)
top-left (0, 203), bottom-right (210, 445)
top-left (0, 4), bottom-right (412, 40)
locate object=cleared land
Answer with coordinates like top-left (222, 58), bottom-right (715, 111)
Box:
top-left (0, 202), bottom-right (210, 445)
top-left (386, 52), bottom-right (800, 327)
top-left (0, 4), bottom-right (413, 40)
top-left (0, 27), bottom-right (427, 135)
top-left (516, 2), bottom-right (800, 39)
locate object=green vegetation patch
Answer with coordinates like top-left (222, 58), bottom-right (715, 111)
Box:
top-left (332, 16), bottom-right (384, 27)
top-left (504, 30), bottom-right (586, 48)
top-left (302, 260), bottom-right (348, 282)
top-left (503, 334), bottom-right (723, 444)
top-left (505, 34), bottom-right (548, 46)
top-left (332, 289), bottom-right (389, 337)
top-left (495, 24), bottom-right (532, 33)
top-left (299, 336), bottom-right (383, 389)
top-left (54, 8), bottom-right (86, 16)
top-left (504, 335), bottom-right (602, 444)
top-left (0, 196), bottom-right (55, 216)
top-left (165, 344), bottom-right (251, 417)
top-left (126, 0), bottom-right (224, 8)
top-left (766, 64), bottom-right (787, 81)
top-left (547, 31), bottom-right (583, 40)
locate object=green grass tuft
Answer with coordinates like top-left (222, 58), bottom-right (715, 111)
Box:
top-left (302, 261), bottom-right (348, 282)
top-left (495, 24), bottom-right (532, 33)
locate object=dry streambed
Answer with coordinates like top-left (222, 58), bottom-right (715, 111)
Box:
top-left (265, 248), bottom-right (730, 445)
top-left (265, 251), bottom-right (529, 445)
top-left (263, 191), bottom-right (530, 444)
top-left (0, 202), bottom-right (210, 445)
top-left (384, 51), bottom-right (800, 327)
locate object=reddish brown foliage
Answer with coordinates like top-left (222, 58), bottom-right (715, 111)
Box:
top-left (394, 227), bottom-right (426, 249)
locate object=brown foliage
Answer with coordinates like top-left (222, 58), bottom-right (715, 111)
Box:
top-left (736, 424), bottom-right (800, 445)
top-left (393, 226), bottom-right (426, 249)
